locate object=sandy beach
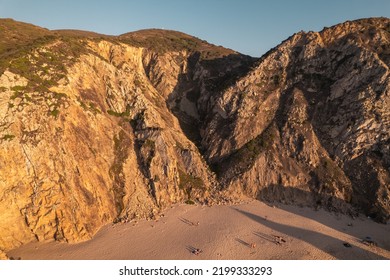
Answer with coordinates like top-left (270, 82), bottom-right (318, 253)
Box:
top-left (8, 199), bottom-right (390, 260)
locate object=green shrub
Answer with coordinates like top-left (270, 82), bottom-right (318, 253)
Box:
top-left (178, 168), bottom-right (204, 191)
top-left (107, 105), bottom-right (131, 117)
top-left (1, 134), bottom-right (15, 141)
top-left (49, 108), bottom-right (60, 118)
top-left (10, 91), bottom-right (24, 99)
top-left (10, 85), bottom-right (27, 91)
top-left (134, 78), bottom-right (142, 87)
top-left (185, 199), bottom-right (195, 205)
top-left (88, 102), bottom-right (101, 114)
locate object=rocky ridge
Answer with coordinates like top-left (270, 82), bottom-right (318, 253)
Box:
top-left (0, 17), bottom-right (389, 256)
top-left (201, 18), bottom-right (390, 222)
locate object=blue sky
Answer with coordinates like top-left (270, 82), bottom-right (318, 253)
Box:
top-left (0, 0), bottom-right (389, 57)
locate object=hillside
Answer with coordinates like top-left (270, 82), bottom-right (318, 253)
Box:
top-left (201, 17), bottom-right (390, 223)
top-left (0, 17), bottom-right (389, 258)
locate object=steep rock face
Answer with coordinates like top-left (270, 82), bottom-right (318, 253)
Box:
top-left (202, 18), bottom-right (390, 222)
top-left (0, 28), bottom-right (243, 252)
top-left (0, 17), bottom-right (389, 253)
top-left (0, 249), bottom-right (7, 260)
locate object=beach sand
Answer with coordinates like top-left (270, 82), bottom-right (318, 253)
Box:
top-left (8, 199), bottom-right (390, 260)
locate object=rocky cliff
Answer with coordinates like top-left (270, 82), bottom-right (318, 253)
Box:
top-left (201, 17), bottom-right (390, 222)
top-left (0, 17), bottom-right (389, 255)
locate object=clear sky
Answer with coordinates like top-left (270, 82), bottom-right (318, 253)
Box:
top-left (0, 0), bottom-right (389, 57)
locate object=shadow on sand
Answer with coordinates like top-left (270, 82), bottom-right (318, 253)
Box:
top-left (234, 208), bottom-right (388, 260)
top-left (186, 245), bottom-right (203, 256)
top-left (235, 238), bottom-right (251, 248)
top-left (258, 185), bottom-right (390, 252)
top-left (179, 218), bottom-right (199, 226)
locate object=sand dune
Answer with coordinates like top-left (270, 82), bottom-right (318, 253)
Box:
top-left (8, 200), bottom-right (390, 260)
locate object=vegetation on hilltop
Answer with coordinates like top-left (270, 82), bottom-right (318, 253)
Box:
top-left (0, 19), bottom-right (242, 83)
top-left (0, 18), bottom-right (51, 55)
top-left (119, 29), bottom-right (236, 59)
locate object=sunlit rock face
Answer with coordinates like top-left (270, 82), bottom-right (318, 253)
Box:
top-left (0, 17), bottom-right (389, 253)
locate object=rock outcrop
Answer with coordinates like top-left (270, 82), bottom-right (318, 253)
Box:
top-left (0, 17), bottom-right (389, 254)
top-left (0, 249), bottom-right (8, 260)
top-left (201, 17), bottom-right (390, 222)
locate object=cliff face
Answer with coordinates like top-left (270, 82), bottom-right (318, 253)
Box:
top-left (0, 24), bottom-right (248, 252)
top-left (0, 17), bottom-right (389, 254)
top-left (201, 18), bottom-right (390, 222)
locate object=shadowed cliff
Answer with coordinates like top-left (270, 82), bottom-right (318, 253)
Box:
top-left (0, 17), bottom-right (389, 256)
